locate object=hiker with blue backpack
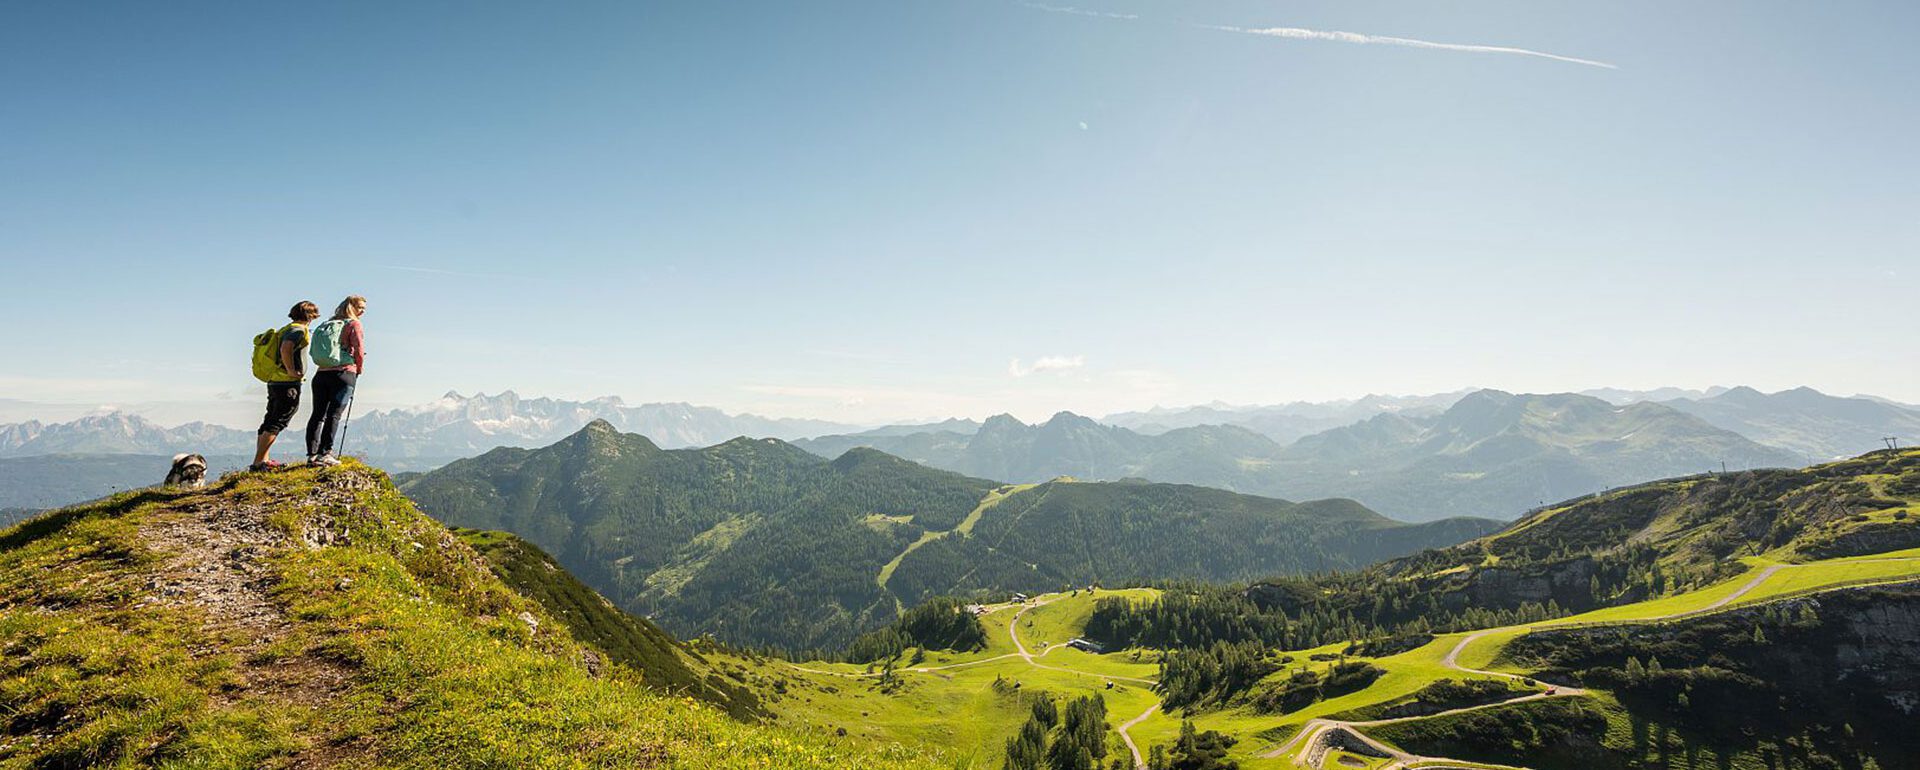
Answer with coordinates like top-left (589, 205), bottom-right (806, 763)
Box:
top-left (249, 301), bottom-right (320, 471)
top-left (305, 295), bottom-right (368, 467)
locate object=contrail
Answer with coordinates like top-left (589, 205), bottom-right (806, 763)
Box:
top-left (1020, 2), bottom-right (1138, 21)
top-left (1201, 23), bottom-right (1617, 69)
top-left (1013, 1), bottom-right (1615, 70)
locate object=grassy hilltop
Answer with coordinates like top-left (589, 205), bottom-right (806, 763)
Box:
top-left (0, 462), bottom-right (949, 770)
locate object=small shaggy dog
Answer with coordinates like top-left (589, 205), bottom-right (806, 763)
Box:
top-left (165, 453), bottom-right (208, 487)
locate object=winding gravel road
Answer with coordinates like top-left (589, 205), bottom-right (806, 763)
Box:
top-left (791, 559), bottom-right (1920, 770)
top-left (1259, 559), bottom-right (1893, 767)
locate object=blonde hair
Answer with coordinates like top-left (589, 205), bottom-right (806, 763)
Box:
top-left (332, 295), bottom-right (366, 321)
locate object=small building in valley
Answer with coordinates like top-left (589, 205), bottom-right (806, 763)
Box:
top-left (1066, 638), bottom-right (1106, 654)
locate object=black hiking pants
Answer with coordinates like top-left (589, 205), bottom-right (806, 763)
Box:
top-left (306, 370), bottom-right (357, 457)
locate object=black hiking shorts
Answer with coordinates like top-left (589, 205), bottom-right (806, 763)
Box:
top-left (259, 381), bottom-right (301, 435)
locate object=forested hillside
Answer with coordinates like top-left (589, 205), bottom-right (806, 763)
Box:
top-left (882, 481), bottom-right (1496, 604)
top-left (401, 421), bottom-right (1498, 651)
top-left (403, 421), bottom-right (996, 651)
top-left (1086, 448), bottom-right (1920, 656)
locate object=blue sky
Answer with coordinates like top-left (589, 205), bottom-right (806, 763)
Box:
top-left (2, 1), bottom-right (1916, 426)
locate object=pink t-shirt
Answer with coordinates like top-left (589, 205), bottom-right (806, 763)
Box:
top-left (319, 319), bottom-right (366, 375)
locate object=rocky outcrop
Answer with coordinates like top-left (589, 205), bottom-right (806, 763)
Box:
top-left (1518, 582), bottom-right (1920, 723)
top-left (1433, 557), bottom-right (1597, 611)
top-left (1797, 521), bottom-right (1920, 560)
top-left (1830, 597), bottom-right (1920, 714)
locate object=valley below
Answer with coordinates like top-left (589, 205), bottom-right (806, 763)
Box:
top-left (1, 435), bottom-right (1916, 770)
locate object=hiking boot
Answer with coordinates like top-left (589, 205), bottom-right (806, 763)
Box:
top-left (249, 460), bottom-right (284, 472)
top-left (314, 454), bottom-right (342, 467)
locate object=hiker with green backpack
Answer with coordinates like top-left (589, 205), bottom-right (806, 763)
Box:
top-left (249, 301), bottom-right (320, 471)
top-left (304, 295), bottom-right (368, 467)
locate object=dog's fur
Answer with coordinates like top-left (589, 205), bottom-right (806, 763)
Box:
top-left (165, 453), bottom-right (208, 487)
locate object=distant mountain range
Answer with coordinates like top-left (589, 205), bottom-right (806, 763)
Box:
top-left (0, 414), bottom-right (254, 458)
top-left (1575, 386), bottom-right (1733, 404)
top-left (1096, 386), bottom-right (1916, 460)
top-left (4, 386), bottom-right (1916, 516)
top-left (1658, 386), bottom-right (1920, 462)
top-left (400, 421), bottom-right (1497, 650)
top-left (1099, 391), bottom-right (1472, 444)
top-left (0, 392), bottom-right (859, 468)
top-left (797, 390), bottom-right (1817, 521)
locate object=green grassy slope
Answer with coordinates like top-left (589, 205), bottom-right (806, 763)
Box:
top-left (1371, 580), bottom-right (1920, 769)
top-left (451, 527), bottom-right (765, 719)
top-left (0, 463), bottom-right (950, 770)
top-left (758, 455), bottom-right (1920, 769)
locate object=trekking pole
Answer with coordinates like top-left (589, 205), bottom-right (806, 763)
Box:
top-left (339, 393), bottom-right (355, 458)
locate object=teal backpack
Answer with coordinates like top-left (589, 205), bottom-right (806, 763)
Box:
top-left (310, 319), bottom-right (352, 368)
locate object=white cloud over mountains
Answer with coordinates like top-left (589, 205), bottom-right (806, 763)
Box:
top-left (1008, 355), bottom-right (1087, 378)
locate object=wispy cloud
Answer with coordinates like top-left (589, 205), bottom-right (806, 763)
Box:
top-left (1020, 2), bottom-right (1138, 21)
top-left (802, 348), bottom-right (900, 364)
top-left (1201, 24), bottom-right (1616, 69)
top-left (1009, 355), bottom-right (1087, 378)
top-left (1014, 2), bottom-right (1615, 70)
top-left (377, 264), bottom-right (526, 280)
top-left (740, 383), bottom-right (984, 414)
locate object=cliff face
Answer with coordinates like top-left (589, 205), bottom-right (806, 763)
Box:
top-left (1449, 557), bottom-right (1598, 609)
top-left (1505, 582), bottom-right (1920, 766)
top-left (1799, 521), bottom-right (1920, 560)
top-left (1827, 596), bottom-right (1920, 715)
top-left (1526, 585), bottom-right (1920, 711)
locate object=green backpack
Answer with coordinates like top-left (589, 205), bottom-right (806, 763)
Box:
top-left (310, 319), bottom-right (352, 368)
top-left (250, 323), bottom-right (303, 383)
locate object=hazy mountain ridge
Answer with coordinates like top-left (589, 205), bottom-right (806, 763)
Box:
top-left (797, 390), bottom-right (1811, 521)
top-left (1658, 385), bottom-right (1920, 461)
top-left (0, 392), bottom-right (860, 467)
top-left (8, 386), bottom-right (1917, 517)
top-left (401, 421), bottom-right (1498, 650)
top-left (0, 413), bottom-right (256, 456)
top-left (1271, 390), bottom-right (1810, 519)
top-left (1100, 391), bottom-right (1472, 443)
top-left (1576, 385), bottom-right (1732, 403)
